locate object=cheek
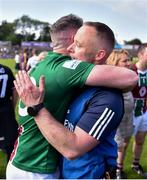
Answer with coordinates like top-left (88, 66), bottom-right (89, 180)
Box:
top-left (144, 53), bottom-right (147, 60)
top-left (73, 49), bottom-right (86, 60)
top-left (118, 63), bottom-right (124, 67)
top-left (76, 53), bottom-right (85, 60)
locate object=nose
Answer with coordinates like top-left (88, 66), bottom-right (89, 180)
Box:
top-left (67, 43), bottom-right (75, 53)
top-left (126, 60), bottom-right (131, 68)
top-left (127, 60), bottom-right (131, 65)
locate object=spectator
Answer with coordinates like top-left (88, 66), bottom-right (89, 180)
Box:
top-left (131, 43), bottom-right (147, 178)
top-left (26, 50), bottom-right (48, 71)
top-left (20, 48), bottom-right (28, 70)
top-left (107, 49), bottom-right (134, 179)
top-left (0, 64), bottom-right (18, 162)
top-left (26, 49), bottom-right (38, 71)
top-left (38, 51), bottom-right (48, 60)
top-left (14, 50), bottom-right (21, 71)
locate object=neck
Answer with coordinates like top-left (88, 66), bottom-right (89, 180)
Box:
top-left (53, 48), bottom-right (69, 56)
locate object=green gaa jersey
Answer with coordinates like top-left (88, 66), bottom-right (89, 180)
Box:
top-left (10, 52), bottom-right (94, 173)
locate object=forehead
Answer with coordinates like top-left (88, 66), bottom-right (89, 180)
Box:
top-left (75, 25), bottom-right (97, 39)
top-left (119, 53), bottom-right (129, 60)
top-left (143, 47), bottom-right (147, 54)
top-left (139, 47), bottom-right (147, 55)
top-left (74, 25), bottom-right (99, 48)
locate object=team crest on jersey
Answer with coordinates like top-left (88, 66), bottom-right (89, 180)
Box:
top-left (62, 60), bottom-right (81, 69)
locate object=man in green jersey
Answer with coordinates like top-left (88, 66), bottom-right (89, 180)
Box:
top-left (7, 14), bottom-right (137, 179)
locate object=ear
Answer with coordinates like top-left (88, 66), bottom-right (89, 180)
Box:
top-left (95, 50), bottom-right (106, 63)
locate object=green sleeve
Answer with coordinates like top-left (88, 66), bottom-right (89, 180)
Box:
top-left (56, 59), bottom-right (94, 89)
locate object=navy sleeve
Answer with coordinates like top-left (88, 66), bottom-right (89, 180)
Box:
top-left (77, 88), bottom-right (124, 141)
top-left (7, 66), bottom-right (15, 89)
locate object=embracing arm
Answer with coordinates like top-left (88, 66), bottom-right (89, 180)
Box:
top-left (86, 64), bottom-right (138, 91)
top-left (35, 108), bottom-right (98, 159)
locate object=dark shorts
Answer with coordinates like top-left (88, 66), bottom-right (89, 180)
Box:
top-left (15, 63), bottom-right (20, 70)
top-left (0, 107), bottom-right (18, 149)
top-left (1, 144), bottom-right (14, 160)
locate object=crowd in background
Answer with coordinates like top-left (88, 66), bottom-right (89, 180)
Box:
top-left (14, 48), bottom-right (48, 72)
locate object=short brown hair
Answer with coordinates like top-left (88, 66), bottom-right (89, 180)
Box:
top-left (50, 14), bottom-right (83, 34)
top-left (50, 14), bottom-right (83, 49)
top-left (84, 21), bottom-right (115, 54)
top-left (137, 43), bottom-right (147, 54)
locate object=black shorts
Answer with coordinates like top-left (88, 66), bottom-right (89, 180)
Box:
top-left (0, 107), bottom-right (18, 149)
top-left (15, 63), bottom-right (20, 70)
top-left (1, 144), bottom-right (14, 158)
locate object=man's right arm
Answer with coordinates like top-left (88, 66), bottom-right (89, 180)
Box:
top-left (85, 64), bottom-right (138, 91)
